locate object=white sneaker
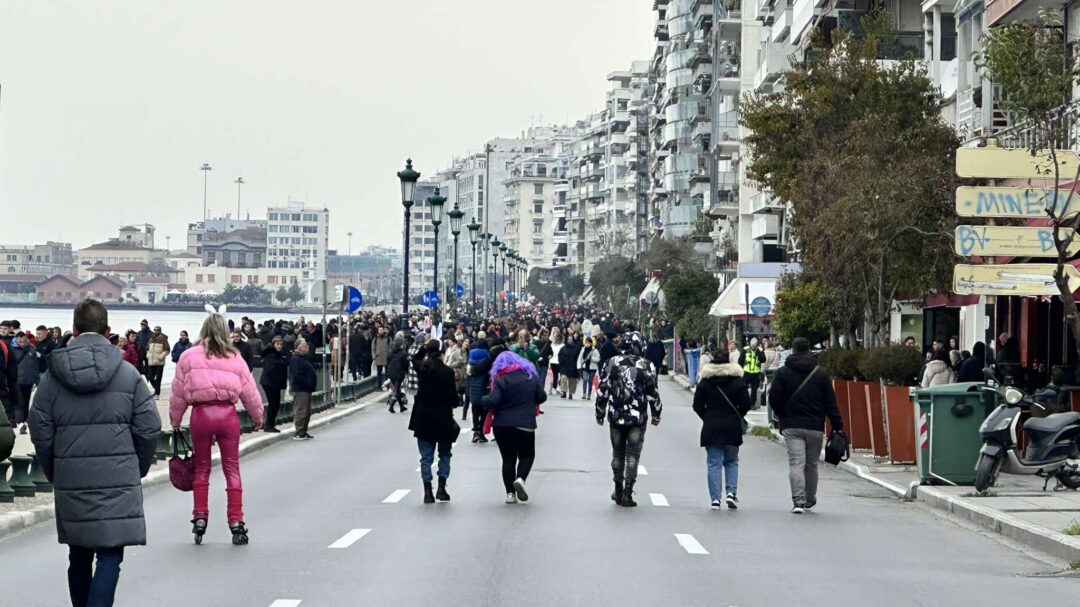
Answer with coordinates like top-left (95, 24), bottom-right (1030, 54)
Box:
top-left (505, 493), bottom-right (518, 504)
top-left (710, 500), bottom-right (721, 510)
top-left (513, 478), bottom-right (529, 502)
top-left (791, 505), bottom-right (805, 514)
top-left (726, 493), bottom-right (739, 510)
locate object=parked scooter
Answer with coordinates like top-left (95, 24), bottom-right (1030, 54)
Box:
top-left (975, 368), bottom-right (1080, 492)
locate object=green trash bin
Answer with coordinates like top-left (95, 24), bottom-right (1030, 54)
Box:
top-left (914, 382), bottom-right (994, 485)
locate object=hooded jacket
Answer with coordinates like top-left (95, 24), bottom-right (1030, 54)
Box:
top-left (146, 332), bottom-right (170, 367)
top-left (169, 344), bottom-right (265, 427)
top-left (693, 362), bottom-right (750, 447)
top-left (467, 342), bottom-right (492, 406)
top-left (408, 356), bottom-right (460, 442)
top-left (482, 367), bottom-right (547, 429)
top-left (29, 332), bottom-right (161, 548)
top-left (921, 360), bottom-right (954, 388)
top-left (595, 354), bottom-right (662, 426)
top-left (12, 340), bottom-right (38, 386)
top-left (769, 353), bottom-right (843, 432)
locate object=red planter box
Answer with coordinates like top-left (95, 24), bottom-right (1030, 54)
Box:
top-left (864, 381), bottom-right (888, 457)
top-left (832, 379), bottom-right (851, 437)
top-left (883, 385), bottom-right (916, 464)
top-left (846, 380), bottom-right (872, 450)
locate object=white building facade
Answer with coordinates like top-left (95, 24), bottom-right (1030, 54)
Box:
top-left (266, 201), bottom-right (330, 280)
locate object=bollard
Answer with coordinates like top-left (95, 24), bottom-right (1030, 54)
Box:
top-left (281, 400), bottom-right (294, 424)
top-left (28, 454), bottom-right (52, 493)
top-left (8, 455), bottom-right (36, 497)
top-left (155, 430), bottom-right (172, 461)
top-left (0, 460), bottom-right (15, 502)
top-left (237, 410), bottom-right (254, 434)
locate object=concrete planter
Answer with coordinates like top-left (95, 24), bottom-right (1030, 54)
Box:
top-left (237, 410), bottom-right (254, 433)
top-left (28, 454), bottom-right (52, 493)
top-left (883, 384), bottom-right (917, 464)
top-left (155, 430), bottom-right (172, 461)
top-left (8, 455), bottom-right (35, 497)
top-left (0, 460), bottom-right (15, 502)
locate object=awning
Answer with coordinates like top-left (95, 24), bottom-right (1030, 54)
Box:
top-left (640, 278), bottom-right (662, 305)
top-left (709, 277), bottom-right (777, 318)
top-left (924, 293), bottom-right (980, 308)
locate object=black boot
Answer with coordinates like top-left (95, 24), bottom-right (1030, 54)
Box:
top-left (436, 477), bottom-right (450, 502)
top-left (472, 431), bottom-right (482, 443)
top-left (620, 481), bottom-right (637, 507)
top-left (611, 481), bottom-right (624, 504)
top-left (229, 521), bottom-right (249, 545)
top-left (423, 481), bottom-right (435, 504)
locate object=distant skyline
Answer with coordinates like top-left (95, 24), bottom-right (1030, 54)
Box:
top-left (0, 1), bottom-right (654, 254)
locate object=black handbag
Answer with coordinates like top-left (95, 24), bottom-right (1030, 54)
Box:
top-left (824, 430), bottom-right (850, 466)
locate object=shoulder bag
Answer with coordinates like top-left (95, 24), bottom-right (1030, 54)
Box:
top-left (715, 386), bottom-right (749, 435)
top-left (169, 428), bottom-right (195, 492)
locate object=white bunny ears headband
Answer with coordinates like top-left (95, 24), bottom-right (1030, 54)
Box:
top-left (204, 304), bottom-right (229, 316)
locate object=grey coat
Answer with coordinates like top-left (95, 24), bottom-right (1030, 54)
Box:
top-left (29, 332), bottom-right (161, 548)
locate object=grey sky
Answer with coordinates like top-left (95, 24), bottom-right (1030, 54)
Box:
top-left (0, 0), bottom-right (654, 255)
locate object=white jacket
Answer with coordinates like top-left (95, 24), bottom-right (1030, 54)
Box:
top-left (921, 360), bottom-right (954, 388)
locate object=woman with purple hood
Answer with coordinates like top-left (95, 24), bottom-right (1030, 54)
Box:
top-left (481, 351), bottom-right (547, 504)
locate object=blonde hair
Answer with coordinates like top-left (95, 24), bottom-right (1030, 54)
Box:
top-left (198, 314), bottom-right (238, 359)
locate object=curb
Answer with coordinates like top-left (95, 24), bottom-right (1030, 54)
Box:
top-left (0, 391), bottom-right (382, 543)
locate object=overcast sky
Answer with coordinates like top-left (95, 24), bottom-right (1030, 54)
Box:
top-left (0, 0), bottom-right (654, 254)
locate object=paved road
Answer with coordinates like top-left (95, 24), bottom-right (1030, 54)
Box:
top-left (1, 378), bottom-right (1077, 606)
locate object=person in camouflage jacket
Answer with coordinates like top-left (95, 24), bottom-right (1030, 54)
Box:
top-left (595, 333), bottom-right (661, 508)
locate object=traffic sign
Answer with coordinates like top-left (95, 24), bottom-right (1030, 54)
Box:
top-left (953, 263), bottom-right (1080, 296)
top-left (750, 296), bottom-right (772, 316)
top-left (455, 284), bottom-right (465, 298)
top-left (955, 186), bottom-right (1080, 218)
top-left (956, 147), bottom-right (1080, 179)
top-left (954, 225), bottom-right (1080, 257)
top-left (346, 286), bottom-right (363, 313)
top-left (421, 290), bottom-right (440, 307)
top-left (334, 284), bottom-right (344, 303)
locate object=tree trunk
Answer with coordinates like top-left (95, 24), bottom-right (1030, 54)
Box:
top-left (1055, 274), bottom-right (1080, 362)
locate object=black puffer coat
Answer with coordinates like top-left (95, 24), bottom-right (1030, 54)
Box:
top-left (692, 362), bottom-right (751, 447)
top-left (260, 346), bottom-right (289, 391)
top-left (408, 356), bottom-right (460, 443)
top-left (558, 341), bottom-right (581, 379)
top-left (29, 333), bottom-right (161, 548)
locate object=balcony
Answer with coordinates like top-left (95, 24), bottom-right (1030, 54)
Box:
top-left (755, 40), bottom-right (792, 90)
top-left (957, 84), bottom-right (1013, 141)
top-left (717, 5), bottom-right (742, 40)
top-left (750, 191), bottom-right (785, 214)
top-left (791, 0), bottom-right (817, 44)
top-left (751, 214), bottom-right (780, 240)
top-left (771, 1), bottom-right (791, 42)
top-left (714, 110), bottom-right (740, 149)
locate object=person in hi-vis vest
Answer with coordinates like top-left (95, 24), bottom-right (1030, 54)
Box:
top-left (739, 337), bottom-right (767, 405)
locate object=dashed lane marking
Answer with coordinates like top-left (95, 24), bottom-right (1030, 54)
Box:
top-left (269, 601), bottom-right (302, 607)
top-left (328, 528), bottom-right (372, 549)
top-left (649, 493), bottom-right (669, 507)
top-left (383, 489), bottom-right (411, 503)
top-left (638, 465), bottom-right (649, 475)
top-left (674, 533), bottom-right (709, 555)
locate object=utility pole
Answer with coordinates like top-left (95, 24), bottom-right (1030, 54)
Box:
top-left (200, 163), bottom-right (213, 221)
top-left (347, 232), bottom-right (353, 256)
top-left (234, 176), bottom-right (244, 218)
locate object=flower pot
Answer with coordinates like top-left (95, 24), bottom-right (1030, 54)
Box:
top-left (846, 381), bottom-right (872, 450)
top-left (883, 384), bottom-right (916, 464)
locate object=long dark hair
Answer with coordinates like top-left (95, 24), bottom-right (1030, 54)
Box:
top-left (420, 339), bottom-right (443, 372)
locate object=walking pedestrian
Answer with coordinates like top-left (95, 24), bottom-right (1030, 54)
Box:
top-left (289, 339), bottom-right (317, 440)
top-left (171, 330), bottom-right (193, 363)
top-left (145, 326), bottom-right (170, 397)
top-left (260, 337), bottom-right (289, 433)
top-left (548, 328), bottom-right (564, 394)
top-left (467, 337), bottom-right (492, 443)
top-left (557, 334), bottom-right (581, 398)
top-left (768, 337), bottom-right (843, 514)
top-left (169, 311), bottom-right (264, 544)
top-left (385, 337), bottom-right (410, 413)
top-left (120, 332), bottom-right (140, 369)
top-left (29, 299), bottom-right (161, 606)
top-left (134, 320), bottom-right (152, 376)
top-left (739, 337), bottom-right (766, 404)
top-left (922, 349), bottom-right (954, 387)
top-left (595, 333), bottom-right (662, 507)
top-left (482, 350), bottom-right (546, 504)
top-left (957, 341), bottom-right (986, 383)
top-left (693, 351), bottom-right (750, 510)
top-left (372, 325), bottom-right (392, 388)
top-left (578, 336), bottom-right (601, 400)
top-left (444, 337), bottom-right (469, 420)
top-left (12, 332), bottom-right (37, 435)
top-left (409, 340), bottom-right (459, 504)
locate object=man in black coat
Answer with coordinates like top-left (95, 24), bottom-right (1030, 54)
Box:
top-left (768, 337), bottom-right (844, 514)
top-left (29, 299), bottom-right (161, 607)
top-left (289, 339), bottom-right (318, 440)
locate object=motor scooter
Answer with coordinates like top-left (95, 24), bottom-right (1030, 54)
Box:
top-left (975, 368), bottom-right (1080, 492)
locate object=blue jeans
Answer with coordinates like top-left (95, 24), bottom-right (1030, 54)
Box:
top-left (68, 545), bottom-right (124, 607)
top-left (580, 369), bottom-right (595, 397)
top-left (706, 445), bottom-right (740, 499)
top-left (418, 439), bottom-right (452, 483)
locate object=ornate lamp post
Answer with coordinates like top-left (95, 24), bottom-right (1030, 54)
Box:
top-left (499, 243), bottom-right (509, 312)
top-left (467, 218), bottom-right (482, 314)
top-left (481, 232), bottom-right (492, 316)
top-left (447, 201), bottom-right (465, 307)
top-left (426, 187), bottom-right (447, 311)
top-left (397, 159), bottom-right (420, 326)
top-left (491, 237), bottom-right (502, 314)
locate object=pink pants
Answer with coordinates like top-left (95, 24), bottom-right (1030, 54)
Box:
top-left (190, 404), bottom-right (244, 523)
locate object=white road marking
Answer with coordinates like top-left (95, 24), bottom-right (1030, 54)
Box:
top-left (383, 489), bottom-right (410, 503)
top-left (415, 466), bottom-right (421, 472)
top-left (269, 601), bottom-right (302, 607)
top-left (460, 427), bottom-right (469, 435)
top-left (674, 533), bottom-right (709, 555)
top-left (328, 528), bottom-right (372, 549)
top-left (649, 493), bottom-right (669, 507)
top-left (638, 465), bottom-right (648, 475)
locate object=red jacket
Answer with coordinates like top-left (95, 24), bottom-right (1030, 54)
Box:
top-left (121, 343), bottom-right (140, 368)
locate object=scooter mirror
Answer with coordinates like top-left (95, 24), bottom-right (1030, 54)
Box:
top-left (983, 366), bottom-right (997, 382)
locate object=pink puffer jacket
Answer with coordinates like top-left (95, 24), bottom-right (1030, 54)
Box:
top-left (169, 344), bottom-right (264, 428)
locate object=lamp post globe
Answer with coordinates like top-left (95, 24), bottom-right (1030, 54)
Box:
top-left (426, 187), bottom-right (447, 310)
top-left (397, 158), bottom-right (421, 328)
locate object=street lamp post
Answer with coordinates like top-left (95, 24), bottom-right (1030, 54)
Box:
top-left (499, 243), bottom-right (508, 313)
top-left (481, 232), bottom-right (491, 316)
top-left (491, 237), bottom-right (501, 315)
top-left (426, 187), bottom-right (447, 313)
top-left (447, 201), bottom-right (464, 308)
top-left (234, 176), bottom-right (244, 218)
top-left (467, 218), bottom-right (481, 315)
top-left (397, 159), bottom-right (420, 327)
top-left (200, 162), bottom-right (212, 221)
top-left (347, 231), bottom-right (353, 256)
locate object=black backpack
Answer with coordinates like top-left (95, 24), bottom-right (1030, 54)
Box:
top-left (824, 430), bottom-right (850, 466)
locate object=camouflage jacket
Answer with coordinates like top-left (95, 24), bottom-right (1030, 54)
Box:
top-left (595, 354), bottom-right (662, 426)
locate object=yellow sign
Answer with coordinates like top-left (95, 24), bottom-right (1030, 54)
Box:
top-left (954, 225), bottom-right (1080, 257)
top-left (956, 147), bottom-right (1080, 179)
top-left (955, 186), bottom-right (1080, 218)
top-left (953, 263), bottom-right (1080, 296)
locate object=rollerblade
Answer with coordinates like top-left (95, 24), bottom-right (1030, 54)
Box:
top-left (230, 522), bottom-right (250, 545)
top-left (192, 518), bottom-right (207, 545)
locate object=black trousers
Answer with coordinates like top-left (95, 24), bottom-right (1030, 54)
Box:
top-left (263, 386), bottom-right (282, 429)
top-left (15, 384), bottom-right (33, 424)
top-left (146, 366), bottom-right (164, 396)
top-left (493, 426), bottom-right (536, 493)
top-left (471, 402), bottom-right (488, 433)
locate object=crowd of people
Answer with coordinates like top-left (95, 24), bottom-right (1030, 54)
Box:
top-left (0, 298), bottom-right (860, 607)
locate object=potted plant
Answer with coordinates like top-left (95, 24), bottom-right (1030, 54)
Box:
top-left (860, 345), bottom-right (922, 463)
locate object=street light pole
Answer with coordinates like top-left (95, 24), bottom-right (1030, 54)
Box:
top-left (234, 176), bottom-right (244, 218)
top-left (491, 237), bottom-right (501, 316)
top-left (200, 162), bottom-right (212, 221)
top-left (499, 243), bottom-right (508, 314)
top-left (447, 201), bottom-right (464, 310)
top-left (347, 231), bottom-right (353, 256)
top-left (467, 217), bottom-right (481, 315)
top-left (397, 159), bottom-right (420, 328)
top-left (426, 187), bottom-right (447, 314)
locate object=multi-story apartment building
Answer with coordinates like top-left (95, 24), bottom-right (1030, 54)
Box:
top-left (266, 200), bottom-right (329, 280)
top-left (0, 241), bottom-right (75, 276)
top-left (186, 216), bottom-right (268, 256)
top-left (76, 225), bottom-right (166, 270)
top-left (406, 182), bottom-right (439, 300)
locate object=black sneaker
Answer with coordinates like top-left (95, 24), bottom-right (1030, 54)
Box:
top-left (710, 500), bottom-right (721, 510)
top-left (263, 427), bottom-right (281, 434)
top-left (792, 503), bottom-right (805, 514)
top-left (726, 493), bottom-right (738, 510)
top-left (292, 433), bottom-right (313, 441)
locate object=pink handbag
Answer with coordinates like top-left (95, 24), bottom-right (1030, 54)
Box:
top-left (169, 429), bottom-right (195, 492)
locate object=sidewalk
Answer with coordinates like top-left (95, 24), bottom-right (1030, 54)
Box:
top-left (668, 372), bottom-right (1080, 564)
top-left (0, 383), bottom-right (384, 540)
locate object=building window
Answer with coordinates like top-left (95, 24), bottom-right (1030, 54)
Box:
top-left (196, 274), bottom-right (204, 283)
top-left (534, 184), bottom-right (544, 195)
top-left (208, 275), bottom-right (216, 283)
top-left (534, 202), bottom-right (543, 214)
top-left (532, 221), bottom-right (544, 235)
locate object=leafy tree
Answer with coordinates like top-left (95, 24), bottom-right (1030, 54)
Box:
top-left (664, 267), bottom-right (719, 328)
top-left (676, 311), bottom-right (718, 344)
top-left (741, 11), bottom-right (958, 345)
top-left (979, 9), bottom-right (1080, 360)
top-left (528, 268), bottom-right (586, 304)
top-left (287, 283), bottom-right (304, 305)
top-left (589, 254), bottom-right (642, 317)
top-left (772, 273), bottom-right (830, 346)
top-left (639, 237), bottom-right (701, 278)
top-left (276, 286), bottom-right (289, 305)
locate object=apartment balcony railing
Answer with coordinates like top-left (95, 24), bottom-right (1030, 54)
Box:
top-left (771, 1), bottom-right (792, 42)
top-left (988, 98), bottom-right (1080, 150)
top-left (715, 110), bottom-right (740, 149)
top-left (750, 191), bottom-right (785, 214)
